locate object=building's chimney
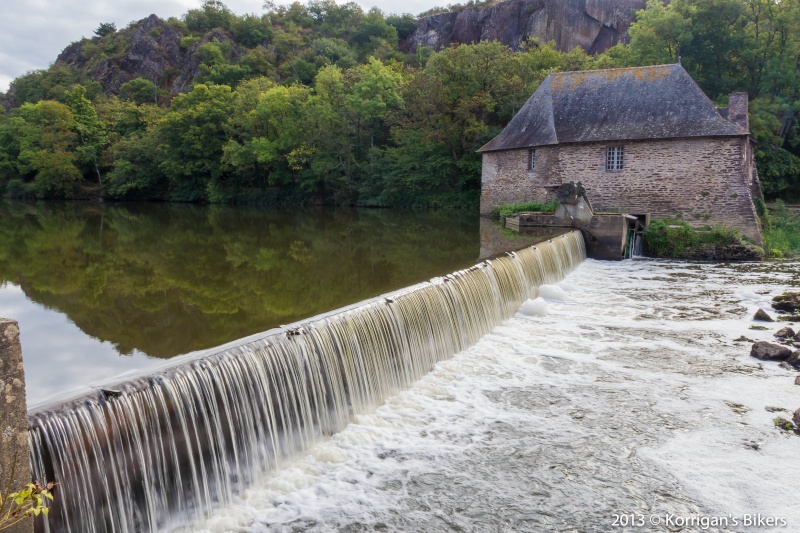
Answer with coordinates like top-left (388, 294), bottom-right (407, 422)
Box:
top-left (728, 92), bottom-right (749, 132)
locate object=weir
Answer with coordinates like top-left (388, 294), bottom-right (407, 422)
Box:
top-left (26, 230), bottom-right (585, 533)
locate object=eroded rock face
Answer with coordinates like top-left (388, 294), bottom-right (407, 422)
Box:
top-left (58, 14), bottom-right (184, 96)
top-left (406, 0), bottom-right (650, 54)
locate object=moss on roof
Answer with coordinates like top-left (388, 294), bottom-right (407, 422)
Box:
top-left (479, 64), bottom-right (746, 152)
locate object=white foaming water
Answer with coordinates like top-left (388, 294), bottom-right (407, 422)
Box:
top-left (518, 297), bottom-right (548, 316)
top-left (184, 259), bottom-right (800, 532)
top-left (536, 283), bottom-right (571, 301)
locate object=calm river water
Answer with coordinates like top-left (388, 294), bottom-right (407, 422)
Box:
top-left (1, 202), bottom-right (533, 407)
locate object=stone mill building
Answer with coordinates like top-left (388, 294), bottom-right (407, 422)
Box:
top-left (478, 64), bottom-right (763, 244)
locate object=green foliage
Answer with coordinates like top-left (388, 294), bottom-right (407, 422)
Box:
top-left (386, 14), bottom-right (417, 40)
top-left (761, 200), bottom-right (800, 257)
top-left (0, 453), bottom-right (56, 531)
top-left (119, 78), bottom-right (158, 105)
top-left (159, 83), bottom-right (235, 201)
top-left (3, 0), bottom-right (799, 208)
top-left (94, 22), bottom-right (117, 37)
top-left (643, 219), bottom-right (746, 257)
top-left (230, 14), bottom-right (273, 48)
top-left (493, 200), bottom-right (559, 222)
top-left (184, 0), bottom-right (234, 33)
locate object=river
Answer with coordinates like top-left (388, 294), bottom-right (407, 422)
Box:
top-left (182, 259), bottom-right (800, 532)
top-left (5, 201), bottom-right (799, 531)
top-left (0, 202), bottom-right (499, 407)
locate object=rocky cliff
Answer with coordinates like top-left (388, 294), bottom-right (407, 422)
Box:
top-left (407, 0), bottom-right (648, 54)
top-left (3, 14), bottom-right (241, 107)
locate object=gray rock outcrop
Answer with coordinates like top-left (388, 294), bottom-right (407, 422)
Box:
top-left (406, 0), bottom-right (651, 54)
top-left (58, 14), bottom-right (184, 96)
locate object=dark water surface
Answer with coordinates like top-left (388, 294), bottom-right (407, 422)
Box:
top-left (0, 202), bottom-right (505, 406)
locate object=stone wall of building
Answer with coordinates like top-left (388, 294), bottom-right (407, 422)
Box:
top-left (480, 146), bottom-right (560, 213)
top-left (480, 136), bottom-right (763, 244)
top-left (0, 318), bottom-right (33, 533)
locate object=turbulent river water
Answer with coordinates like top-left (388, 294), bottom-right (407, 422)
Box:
top-left (181, 258), bottom-right (800, 533)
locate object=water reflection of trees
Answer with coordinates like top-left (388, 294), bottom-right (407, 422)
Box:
top-left (0, 202), bottom-right (479, 358)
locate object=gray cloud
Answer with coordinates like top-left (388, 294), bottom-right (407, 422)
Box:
top-left (0, 0), bottom-right (432, 94)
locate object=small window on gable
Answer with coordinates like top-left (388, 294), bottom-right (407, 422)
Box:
top-left (529, 149), bottom-right (536, 171)
top-left (606, 146), bottom-right (624, 171)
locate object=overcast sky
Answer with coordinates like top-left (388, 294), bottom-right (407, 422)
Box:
top-left (0, 0), bottom-right (431, 93)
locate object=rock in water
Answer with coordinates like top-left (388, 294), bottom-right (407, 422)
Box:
top-left (794, 408), bottom-right (800, 429)
top-left (750, 341), bottom-right (793, 361)
top-left (795, 376), bottom-right (800, 386)
top-left (775, 327), bottom-right (796, 339)
top-left (772, 292), bottom-right (800, 313)
top-left (753, 308), bottom-right (774, 322)
top-left (786, 351), bottom-right (800, 369)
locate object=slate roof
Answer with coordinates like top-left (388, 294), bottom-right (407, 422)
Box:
top-left (479, 64), bottom-right (747, 153)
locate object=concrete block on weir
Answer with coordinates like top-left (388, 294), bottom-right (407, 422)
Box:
top-left (0, 318), bottom-right (33, 533)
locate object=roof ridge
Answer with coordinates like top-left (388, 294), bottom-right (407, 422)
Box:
top-left (549, 63), bottom-right (679, 77)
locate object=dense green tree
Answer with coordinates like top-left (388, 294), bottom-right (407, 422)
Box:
top-left (386, 14), bottom-right (417, 40)
top-left (119, 78), bottom-right (158, 105)
top-left (66, 85), bottom-right (108, 183)
top-left (13, 101), bottom-right (82, 198)
top-left (159, 84), bottom-right (235, 201)
top-left (94, 22), bottom-right (117, 37)
top-left (230, 14), bottom-right (273, 47)
top-left (185, 0), bottom-right (235, 33)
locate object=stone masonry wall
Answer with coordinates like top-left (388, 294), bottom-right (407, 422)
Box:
top-left (480, 146), bottom-right (560, 213)
top-left (0, 318), bottom-right (33, 533)
top-left (481, 137), bottom-right (763, 245)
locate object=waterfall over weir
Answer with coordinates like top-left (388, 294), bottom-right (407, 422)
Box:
top-left (28, 231), bottom-right (585, 533)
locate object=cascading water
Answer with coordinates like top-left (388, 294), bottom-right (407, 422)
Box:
top-left (27, 231), bottom-right (585, 533)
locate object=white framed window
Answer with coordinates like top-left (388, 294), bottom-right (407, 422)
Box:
top-left (529, 149), bottom-right (536, 170)
top-left (606, 146), bottom-right (624, 171)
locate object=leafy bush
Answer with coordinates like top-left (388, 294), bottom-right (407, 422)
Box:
top-left (493, 200), bottom-right (559, 223)
top-left (762, 200), bottom-right (800, 257)
top-left (643, 219), bottom-right (744, 257)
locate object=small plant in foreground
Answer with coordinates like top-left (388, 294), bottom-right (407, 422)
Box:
top-left (773, 417), bottom-right (795, 431)
top-left (0, 453), bottom-right (57, 531)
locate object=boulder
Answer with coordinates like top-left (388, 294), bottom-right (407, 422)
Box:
top-left (753, 308), bottom-right (774, 322)
top-left (795, 376), bottom-right (800, 386)
top-left (775, 327), bottom-right (796, 338)
top-left (750, 341), bottom-right (792, 361)
top-left (772, 292), bottom-right (800, 313)
top-left (786, 351), bottom-right (800, 369)
top-left (794, 408), bottom-right (800, 429)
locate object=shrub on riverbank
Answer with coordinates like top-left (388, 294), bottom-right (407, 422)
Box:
top-left (643, 219), bottom-right (762, 260)
top-left (493, 200), bottom-right (559, 223)
top-left (762, 200), bottom-right (800, 258)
